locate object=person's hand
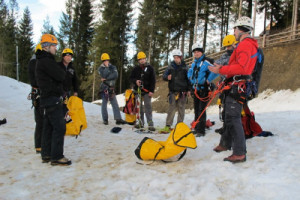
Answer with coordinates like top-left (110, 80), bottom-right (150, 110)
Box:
top-left (73, 92), bottom-right (78, 96)
top-left (167, 74), bottom-right (172, 80)
top-left (148, 92), bottom-right (153, 97)
top-left (208, 64), bottom-right (222, 74)
top-left (136, 80), bottom-right (142, 87)
top-left (101, 78), bottom-right (106, 82)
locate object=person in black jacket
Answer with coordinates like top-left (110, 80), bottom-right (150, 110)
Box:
top-left (130, 51), bottom-right (156, 131)
top-left (36, 34), bottom-right (71, 166)
top-left (57, 48), bottom-right (78, 97)
top-left (28, 43), bottom-right (43, 153)
top-left (161, 49), bottom-right (190, 133)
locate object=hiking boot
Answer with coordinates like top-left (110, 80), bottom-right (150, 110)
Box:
top-left (148, 126), bottom-right (156, 132)
top-left (103, 120), bottom-right (108, 125)
top-left (36, 147), bottom-right (41, 154)
top-left (215, 127), bottom-right (224, 135)
top-left (159, 126), bottom-right (171, 133)
top-left (213, 145), bottom-right (228, 153)
top-left (116, 119), bottom-right (127, 125)
top-left (223, 154), bottom-right (246, 163)
top-left (42, 156), bottom-right (51, 163)
top-left (134, 123), bottom-right (144, 129)
top-left (195, 132), bottom-right (205, 137)
top-left (51, 157), bottom-right (72, 166)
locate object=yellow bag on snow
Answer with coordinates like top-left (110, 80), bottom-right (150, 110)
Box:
top-left (123, 89), bottom-right (136, 124)
top-left (134, 122), bottom-right (197, 161)
top-left (65, 96), bottom-right (87, 136)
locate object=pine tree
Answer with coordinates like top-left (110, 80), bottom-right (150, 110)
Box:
top-left (41, 16), bottom-right (55, 35)
top-left (71, 0), bottom-right (94, 98)
top-left (0, 0), bottom-right (17, 79)
top-left (91, 0), bottom-right (133, 97)
top-left (17, 7), bottom-right (33, 83)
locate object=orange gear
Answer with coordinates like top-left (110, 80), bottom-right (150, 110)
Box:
top-left (40, 34), bottom-right (58, 45)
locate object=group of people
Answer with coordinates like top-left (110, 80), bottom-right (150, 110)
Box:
top-left (28, 15), bottom-right (258, 165)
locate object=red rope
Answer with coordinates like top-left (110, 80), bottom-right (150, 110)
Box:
top-left (191, 82), bottom-right (230, 129)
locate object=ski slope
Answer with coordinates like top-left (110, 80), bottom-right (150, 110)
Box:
top-left (0, 75), bottom-right (299, 200)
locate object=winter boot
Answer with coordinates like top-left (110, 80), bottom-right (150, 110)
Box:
top-left (223, 154), bottom-right (246, 163)
top-left (148, 126), bottom-right (156, 132)
top-left (116, 119), bottom-right (127, 125)
top-left (213, 145), bottom-right (228, 153)
top-left (159, 126), bottom-right (171, 134)
top-left (42, 156), bottom-right (51, 163)
top-left (51, 157), bottom-right (72, 166)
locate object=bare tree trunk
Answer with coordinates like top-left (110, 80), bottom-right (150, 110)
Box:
top-left (203, 0), bottom-right (209, 51)
top-left (220, 0), bottom-right (225, 50)
top-left (181, 25), bottom-right (185, 56)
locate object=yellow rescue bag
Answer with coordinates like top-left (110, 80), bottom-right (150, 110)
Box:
top-left (123, 89), bottom-right (136, 125)
top-left (65, 96), bottom-right (87, 136)
top-left (135, 122), bottom-right (197, 161)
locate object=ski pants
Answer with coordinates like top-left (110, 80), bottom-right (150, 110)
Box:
top-left (220, 95), bottom-right (246, 155)
top-left (101, 92), bottom-right (122, 121)
top-left (166, 93), bottom-right (186, 127)
top-left (193, 91), bottom-right (208, 134)
top-left (34, 105), bottom-right (44, 149)
top-left (41, 103), bottom-right (66, 160)
top-left (140, 94), bottom-right (153, 126)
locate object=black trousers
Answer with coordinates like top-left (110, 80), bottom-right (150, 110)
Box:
top-left (34, 106), bottom-right (44, 149)
top-left (41, 104), bottom-right (66, 160)
top-left (193, 90), bottom-right (209, 134)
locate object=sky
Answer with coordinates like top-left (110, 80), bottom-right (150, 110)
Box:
top-left (18, 0), bottom-right (67, 44)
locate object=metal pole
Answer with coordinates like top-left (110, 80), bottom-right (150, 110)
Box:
top-left (239, 0), bottom-right (243, 18)
top-left (92, 59), bottom-right (96, 102)
top-left (16, 46), bottom-right (19, 81)
top-left (194, 0), bottom-right (199, 43)
top-left (252, 0), bottom-right (257, 37)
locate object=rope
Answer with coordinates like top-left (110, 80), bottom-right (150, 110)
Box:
top-left (191, 82), bottom-right (230, 129)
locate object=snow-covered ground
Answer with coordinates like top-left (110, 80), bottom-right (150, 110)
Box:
top-left (0, 75), bottom-right (299, 200)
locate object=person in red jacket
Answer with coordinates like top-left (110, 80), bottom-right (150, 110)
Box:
top-left (209, 16), bottom-right (258, 163)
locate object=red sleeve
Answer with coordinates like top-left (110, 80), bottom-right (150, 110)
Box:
top-left (220, 39), bottom-right (257, 77)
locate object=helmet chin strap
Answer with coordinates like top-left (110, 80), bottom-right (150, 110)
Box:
top-left (236, 29), bottom-right (250, 41)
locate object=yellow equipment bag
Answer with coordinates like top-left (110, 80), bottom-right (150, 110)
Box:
top-left (135, 122), bottom-right (197, 161)
top-left (65, 96), bottom-right (87, 136)
top-left (123, 89), bottom-right (136, 125)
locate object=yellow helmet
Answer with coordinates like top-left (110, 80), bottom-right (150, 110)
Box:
top-left (222, 35), bottom-right (237, 47)
top-left (137, 51), bottom-right (146, 60)
top-left (101, 53), bottom-right (110, 61)
top-left (62, 48), bottom-right (73, 56)
top-left (35, 43), bottom-right (42, 52)
top-left (40, 34), bottom-right (58, 46)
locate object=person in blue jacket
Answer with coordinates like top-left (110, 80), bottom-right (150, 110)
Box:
top-left (187, 43), bottom-right (218, 137)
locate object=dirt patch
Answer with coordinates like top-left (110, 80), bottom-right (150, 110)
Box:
top-left (152, 40), bottom-right (300, 113)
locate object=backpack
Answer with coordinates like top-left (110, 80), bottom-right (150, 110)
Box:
top-left (246, 47), bottom-right (264, 100)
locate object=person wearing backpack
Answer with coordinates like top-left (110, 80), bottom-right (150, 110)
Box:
top-left (209, 16), bottom-right (258, 163)
top-left (160, 49), bottom-right (190, 133)
top-left (98, 53), bottom-right (127, 125)
top-left (187, 43), bottom-right (218, 137)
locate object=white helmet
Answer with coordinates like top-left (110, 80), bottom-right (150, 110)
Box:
top-left (192, 43), bottom-right (203, 52)
top-left (172, 49), bottom-right (182, 57)
top-left (234, 16), bottom-right (253, 31)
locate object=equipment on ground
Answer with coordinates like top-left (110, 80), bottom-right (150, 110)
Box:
top-left (135, 122), bottom-right (197, 162)
top-left (65, 96), bottom-right (87, 137)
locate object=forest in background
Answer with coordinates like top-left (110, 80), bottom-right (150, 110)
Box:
top-left (0, 0), bottom-right (299, 101)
